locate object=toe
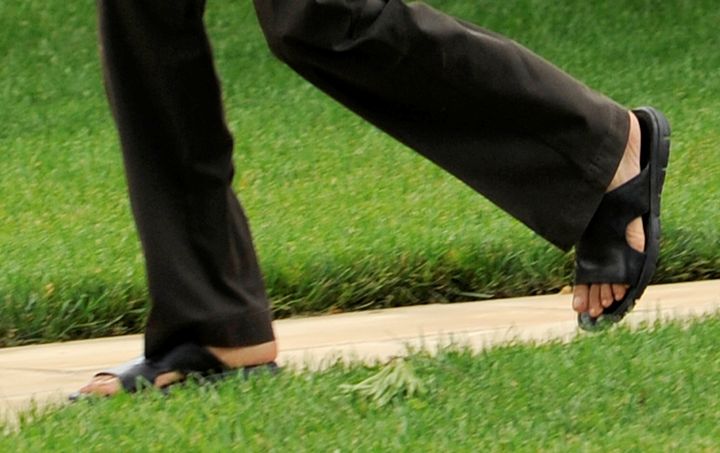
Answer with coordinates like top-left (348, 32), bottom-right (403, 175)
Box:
top-left (80, 375), bottom-right (122, 397)
top-left (600, 284), bottom-right (614, 308)
top-left (612, 284), bottom-right (628, 301)
top-left (588, 284), bottom-right (603, 318)
top-left (572, 284), bottom-right (589, 312)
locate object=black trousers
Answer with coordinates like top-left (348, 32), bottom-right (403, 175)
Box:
top-left (97, 0), bottom-right (628, 359)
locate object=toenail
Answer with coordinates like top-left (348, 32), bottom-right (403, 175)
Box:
top-left (572, 297), bottom-right (582, 309)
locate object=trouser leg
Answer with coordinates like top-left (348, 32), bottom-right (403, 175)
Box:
top-left (253, 0), bottom-right (629, 250)
top-left (97, 0), bottom-right (274, 359)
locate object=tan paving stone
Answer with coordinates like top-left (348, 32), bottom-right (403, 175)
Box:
top-left (1, 280), bottom-right (718, 425)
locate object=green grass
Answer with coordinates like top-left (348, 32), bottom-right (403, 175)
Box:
top-left (4, 315), bottom-right (720, 450)
top-left (1, 0), bottom-right (719, 345)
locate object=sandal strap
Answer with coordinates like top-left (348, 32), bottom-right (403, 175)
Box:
top-left (95, 343), bottom-right (227, 393)
top-left (575, 167), bottom-right (649, 285)
top-left (118, 361), bottom-right (166, 392)
top-left (95, 356), bottom-right (167, 393)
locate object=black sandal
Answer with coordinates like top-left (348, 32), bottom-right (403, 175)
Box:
top-left (69, 343), bottom-right (279, 400)
top-left (575, 106), bottom-right (671, 330)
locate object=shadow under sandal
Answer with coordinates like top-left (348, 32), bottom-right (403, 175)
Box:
top-left (575, 107), bottom-right (671, 331)
top-left (69, 343), bottom-right (279, 400)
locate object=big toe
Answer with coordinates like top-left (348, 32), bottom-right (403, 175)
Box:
top-left (573, 284), bottom-right (589, 313)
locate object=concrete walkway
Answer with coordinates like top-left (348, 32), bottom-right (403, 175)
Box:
top-left (2, 280), bottom-right (718, 423)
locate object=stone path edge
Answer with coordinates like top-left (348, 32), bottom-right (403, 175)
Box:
top-left (1, 280), bottom-right (718, 426)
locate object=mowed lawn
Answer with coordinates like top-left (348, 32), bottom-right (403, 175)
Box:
top-left (3, 315), bottom-right (720, 450)
top-left (1, 0), bottom-right (719, 345)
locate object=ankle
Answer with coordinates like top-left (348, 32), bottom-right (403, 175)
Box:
top-left (607, 111), bottom-right (641, 192)
top-left (207, 340), bottom-right (278, 368)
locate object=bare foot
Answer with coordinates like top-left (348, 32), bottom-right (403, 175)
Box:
top-left (77, 340), bottom-right (278, 397)
top-left (572, 111), bottom-right (645, 317)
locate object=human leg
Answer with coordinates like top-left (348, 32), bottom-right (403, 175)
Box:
top-left (252, 0), bottom-right (667, 321)
top-left (252, 0), bottom-right (628, 249)
top-left (80, 0), bottom-right (277, 396)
